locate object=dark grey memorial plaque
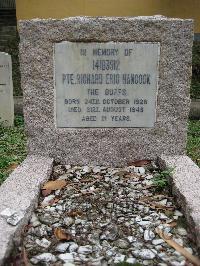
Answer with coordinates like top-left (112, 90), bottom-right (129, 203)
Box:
top-left (54, 42), bottom-right (160, 128)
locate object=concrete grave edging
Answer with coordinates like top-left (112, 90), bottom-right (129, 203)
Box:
top-left (158, 155), bottom-right (200, 251)
top-left (0, 155), bottom-right (53, 266)
top-left (0, 155), bottom-right (199, 263)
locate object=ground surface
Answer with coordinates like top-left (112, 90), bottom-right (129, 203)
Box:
top-left (6, 162), bottom-right (199, 266)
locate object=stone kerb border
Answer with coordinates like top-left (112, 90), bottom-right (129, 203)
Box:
top-left (19, 16), bottom-right (193, 166)
top-left (0, 156), bottom-right (53, 265)
top-left (158, 155), bottom-right (200, 251)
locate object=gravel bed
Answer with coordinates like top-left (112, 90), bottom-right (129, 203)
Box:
top-left (6, 162), bottom-right (198, 265)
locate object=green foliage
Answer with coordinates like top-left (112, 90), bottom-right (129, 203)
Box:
top-left (0, 115), bottom-right (27, 184)
top-left (152, 168), bottom-right (174, 191)
top-left (187, 119), bottom-right (200, 166)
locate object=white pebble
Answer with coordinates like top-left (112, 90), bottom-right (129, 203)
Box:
top-left (36, 238), bottom-right (51, 248)
top-left (133, 249), bottom-right (156, 259)
top-left (144, 229), bottom-right (155, 241)
top-left (152, 239), bottom-right (164, 245)
top-left (55, 242), bottom-right (70, 252)
top-left (176, 227), bottom-right (187, 236)
top-left (31, 253), bottom-right (56, 264)
top-left (41, 195), bottom-right (55, 206)
top-left (126, 257), bottom-right (136, 264)
top-left (58, 253), bottom-right (74, 263)
top-left (78, 245), bottom-right (92, 254)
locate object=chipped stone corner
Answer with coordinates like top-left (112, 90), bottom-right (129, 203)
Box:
top-left (0, 155), bottom-right (54, 265)
top-left (157, 155), bottom-right (200, 251)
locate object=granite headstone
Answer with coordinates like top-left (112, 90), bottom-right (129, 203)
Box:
top-left (19, 16), bottom-right (193, 165)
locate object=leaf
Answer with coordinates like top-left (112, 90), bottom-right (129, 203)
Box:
top-left (42, 180), bottom-right (67, 190)
top-left (114, 171), bottom-right (130, 177)
top-left (67, 210), bottom-right (83, 217)
top-left (165, 221), bottom-right (177, 228)
top-left (6, 163), bottom-right (18, 171)
top-left (124, 172), bottom-right (140, 179)
top-left (54, 228), bottom-right (73, 241)
top-left (42, 189), bottom-right (52, 196)
top-left (48, 198), bottom-right (60, 205)
top-left (155, 227), bottom-right (200, 266)
top-left (22, 246), bottom-right (29, 266)
top-left (128, 159), bottom-right (151, 167)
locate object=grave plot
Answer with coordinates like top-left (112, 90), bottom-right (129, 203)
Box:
top-left (5, 162), bottom-right (200, 265)
top-left (0, 16), bottom-right (199, 266)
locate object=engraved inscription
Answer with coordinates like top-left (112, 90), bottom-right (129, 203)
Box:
top-left (54, 42), bottom-right (160, 128)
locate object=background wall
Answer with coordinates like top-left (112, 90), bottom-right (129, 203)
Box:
top-left (16, 0), bottom-right (200, 33)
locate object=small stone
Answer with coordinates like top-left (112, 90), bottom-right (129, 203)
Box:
top-left (115, 239), bottom-right (129, 249)
top-left (30, 213), bottom-right (40, 227)
top-left (127, 236), bottom-right (136, 243)
top-left (152, 239), bottom-right (164, 245)
top-left (139, 227), bottom-right (144, 233)
top-left (65, 165), bottom-right (71, 170)
top-left (35, 238), bottom-right (51, 248)
top-left (64, 217), bottom-right (74, 226)
top-left (113, 254), bottom-right (125, 263)
top-left (0, 208), bottom-right (15, 218)
top-left (126, 257), bottom-right (136, 264)
top-left (82, 166), bottom-right (91, 173)
top-left (174, 210), bottom-right (183, 216)
top-left (41, 195), bottom-right (55, 206)
top-left (133, 249), bottom-right (156, 260)
top-left (159, 213), bottom-right (168, 220)
top-left (6, 211), bottom-right (24, 226)
top-left (138, 220), bottom-right (151, 227)
top-left (144, 229), bottom-right (155, 241)
top-left (170, 261), bottom-right (185, 266)
top-left (56, 205), bottom-right (63, 211)
top-left (155, 245), bottom-right (164, 251)
top-left (58, 253), bottom-right (74, 263)
top-left (63, 263), bottom-right (75, 266)
top-left (78, 245), bottom-right (92, 254)
top-left (134, 167), bottom-right (145, 174)
top-left (158, 199), bottom-right (168, 206)
top-left (143, 260), bottom-right (151, 265)
top-left (158, 252), bottom-right (168, 260)
top-left (68, 243), bottom-right (79, 252)
top-left (59, 174), bottom-right (70, 180)
top-left (56, 242), bottom-right (70, 252)
top-left (31, 253), bottom-right (56, 264)
top-left (55, 189), bottom-right (61, 195)
top-left (75, 218), bottom-right (83, 225)
top-left (93, 166), bottom-right (101, 173)
top-left (176, 227), bottom-right (187, 236)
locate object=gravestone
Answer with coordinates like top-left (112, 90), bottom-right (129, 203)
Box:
top-left (0, 52), bottom-right (14, 126)
top-left (19, 16), bottom-right (193, 166)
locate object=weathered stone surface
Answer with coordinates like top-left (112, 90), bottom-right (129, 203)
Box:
top-left (0, 156), bottom-right (53, 265)
top-left (0, 52), bottom-right (14, 126)
top-left (158, 155), bottom-right (200, 250)
top-left (19, 16), bottom-right (193, 166)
